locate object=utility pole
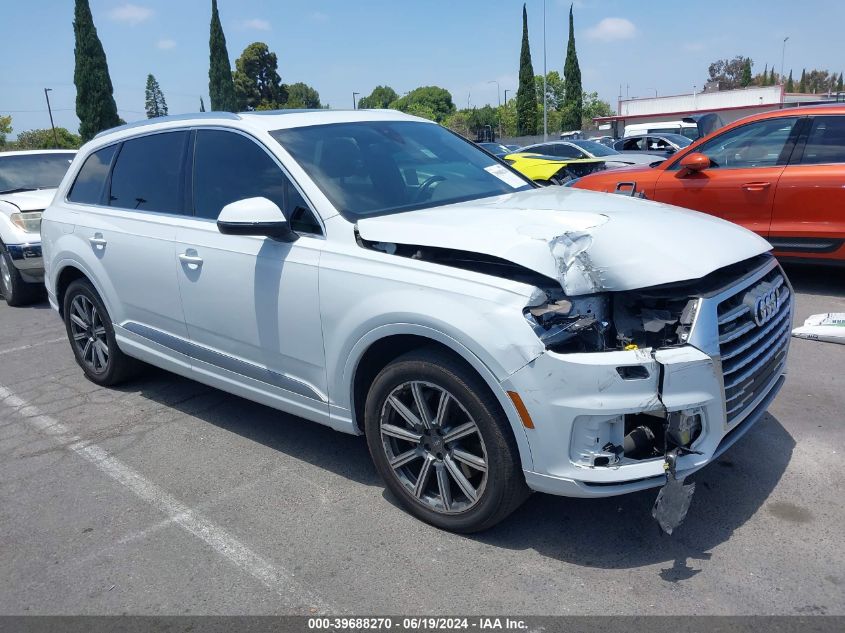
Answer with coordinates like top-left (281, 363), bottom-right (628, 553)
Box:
top-left (542, 0), bottom-right (548, 141)
top-left (488, 80), bottom-right (502, 140)
top-left (504, 89), bottom-right (509, 106)
top-left (352, 92), bottom-right (360, 109)
top-left (780, 36), bottom-right (789, 82)
top-left (44, 88), bottom-right (58, 148)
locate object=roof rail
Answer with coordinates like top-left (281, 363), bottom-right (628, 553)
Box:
top-left (93, 112), bottom-right (242, 139)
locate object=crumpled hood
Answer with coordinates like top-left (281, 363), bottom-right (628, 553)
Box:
top-left (0, 189), bottom-right (56, 214)
top-left (356, 186), bottom-right (772, 295)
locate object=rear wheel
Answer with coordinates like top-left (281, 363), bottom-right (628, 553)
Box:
top-left (0, 251), bottom-right (41, 307)
top-left (63, 279), bottom-right (139, 386)
top-left (365, 348), bottom-right (528, 533)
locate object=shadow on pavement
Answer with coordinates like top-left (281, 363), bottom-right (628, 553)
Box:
top-left (781, 263), bottom-right (845, 298)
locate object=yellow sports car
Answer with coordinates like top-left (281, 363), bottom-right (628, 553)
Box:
top-left (502, 152), bottom-right (608, 186)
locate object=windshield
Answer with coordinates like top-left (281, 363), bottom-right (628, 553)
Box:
top-left (660, 134), bottom-right (693, 147)
top-left (271, 121), bottom-right (532, 219)
top-left (0, 152), bottom-right (75, 193)
top-left (569, 140), bottom-right (619, 157)
top-left (479, 143), bottom-right (510, 155)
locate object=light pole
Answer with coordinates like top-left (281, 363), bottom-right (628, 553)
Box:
top-left (352, 92), bottom-right (360, 109)
top-left (44, 88), bottom-right (58, 148)
top-left (542, 0), bottom-right (548, 141)
top-left (780, 36), bottom-right (789, 82)
top-left (488, 80), bottom-right (502, 140)
top-left (504, 89), bottom-right (509, 106)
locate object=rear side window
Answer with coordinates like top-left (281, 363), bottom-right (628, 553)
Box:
top-left (109, 131), bottom-right (189, 213)
top-left (192, 130), bottom-right (287, 220)
top-left (67, 145), bottom-right (116, 204)
top-left (798, 116), bottom-right (845, 165)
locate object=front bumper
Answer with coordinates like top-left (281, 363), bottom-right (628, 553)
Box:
top-left (502, 344), bottom-right (786, 498)
top-left (5, 242), bottom-right (43, 283)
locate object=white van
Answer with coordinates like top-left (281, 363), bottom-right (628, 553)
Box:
top-left (623, 121), bottom-right (699, 140)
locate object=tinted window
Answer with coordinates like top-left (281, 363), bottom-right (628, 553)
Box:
top-left (798, 116), bottom-right (845, 165)
top-left (109, 132), bottom-right (189, 213)
top-left (538, 143), bottom-right (584, 159)
top-left (0, 152), bottom-right (75, 193)
top-left (193, 130), bottom-right (289, 220)
top-left (68, 145), bottom-right (116, 204)
top-left (680, 117), bottom-right (798, 170)
top-left (619, 138), bottom-right (645, 151)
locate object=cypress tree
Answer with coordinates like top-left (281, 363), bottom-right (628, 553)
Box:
top-left (515, 4), bottom-right (537, 136)
top-left (798, 68), bottom-right (807, 92)
top-left (785, 70), bottom-right (794, 92)
top-left (209, 0), bottom-right (237, 111)
top-left (769, 67), bottom-right (776, 85)
top-left (761, 63), bottom-right (768, 86)
top-left (740, 58), bottom-right (752, 87)
top-left (837, 73), bottom-right (844, 92)
top-left (561, 4), bottom-right (583, 132)
top-left (73, 0), bottom-right (121, 141)
top-left (144, 74), bottom-right (168, 118)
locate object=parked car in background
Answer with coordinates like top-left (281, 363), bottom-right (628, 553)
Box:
top-left (574, 105), bottom-right (845, 264)
top-left (521, 139), bottom-right (665, 168)
top-left (0, 149), bottom-right (76, 305)
top-left (624, 121), bottom-right (700, 140)
top-left (41, 110), bottom-right (789, 533)
top-left (502, 151), bottom-right (608, 185)
top-left (477, 142), bottom-right (513, 157)
top-left (614, 133), bottom-right (692, 158)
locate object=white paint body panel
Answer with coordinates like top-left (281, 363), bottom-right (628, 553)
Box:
top-left (40, 110), bottom-right (787, 498)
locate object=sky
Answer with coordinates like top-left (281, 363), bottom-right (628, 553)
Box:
top-left (2, 0), bottom-right (844, 138)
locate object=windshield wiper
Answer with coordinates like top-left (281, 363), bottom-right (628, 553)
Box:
top-left (0, 187), bottom-right (41, 194)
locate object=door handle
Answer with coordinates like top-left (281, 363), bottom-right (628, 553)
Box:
top-left (179, 250), bottom-right (203, 268)
top-left (741, 182), bottom-right (771, 191)
top-left (88, 233), bottom-right (107, 249)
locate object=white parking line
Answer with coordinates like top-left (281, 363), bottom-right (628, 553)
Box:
top-left (0, 384), bottom-right (336, 614)
top-left (0, 336), bottom-right (67, 356)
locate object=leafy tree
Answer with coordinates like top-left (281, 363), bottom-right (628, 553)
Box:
top-left (0, 115), bottom-right (11, 147)
top-left (535, 71), bottom-right (565, 110)
top-left (581, 91), bottom-right (613, 129)
top-left (358, 86), bottom-right (399, 109)
top-left (144, 74), bottom-right (168, 118)
top-left (741, 58), bottom-right (752, 87)
top-left (200, 97), bottom-right (206, 112)
top-left (286, 82), bottom-right (321, 109)
top-left (707, 56), bottom-right (752, 90)
top-left (561, 4), bottom-right (583, 132)
top-left (515, 4), bottom-right (537, 136)
top-left (798, 68), bottom-right (807, 92)
top-left (389, 86), bottom-right (455, 123)
top-left (14, 128), bottom-right (82, 150)
top-left (804, 69), bottom-right (834, 93)
top-left (208, 0), bottom-right (237, 111)
top-left (73, 0), bottom-right (121, 142)
top-left (443, 111), bottom-right (471, 137)
top-left (785, 70), bottom-right (794, 92)
top-left (232, 42), bottom-right (287, 110)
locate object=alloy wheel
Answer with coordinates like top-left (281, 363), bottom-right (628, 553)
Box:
top-left (379, 380), bottom-right (488, 514)
top-left (69, 294), bottom-right (109, 374)
top-left (0, 256), bottom-right (11, 295)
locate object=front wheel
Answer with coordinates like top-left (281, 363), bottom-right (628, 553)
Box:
top-left (0, 251), bottom-right (41, 307)
top-left (365, 349), bottom-right (528, 533)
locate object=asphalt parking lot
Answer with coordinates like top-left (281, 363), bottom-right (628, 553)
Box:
top-left (0, 264), bottom-right (843, 616)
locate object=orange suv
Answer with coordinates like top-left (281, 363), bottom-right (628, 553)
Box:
top-left (573, 105), bottom-right (845, 264)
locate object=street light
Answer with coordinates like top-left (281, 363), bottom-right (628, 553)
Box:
top-left (780, 36), bottom-right (789, 83)
top-left (504, 89), bottom-right (509, 106)
top-left (352, 92), bottom-right (360, 109)
top-left (487, 80), bottom-right (502, 140)
top-left (43, 88), bottom-right (58, 148)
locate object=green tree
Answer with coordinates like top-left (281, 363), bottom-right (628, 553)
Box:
top-left (581, 91), bottom-right (613, 129)
top-left (785, 69), bottom-right (794, 92)
top-left (769, 67), bottom-right (776, 85)
top-left (561, 4), bottom-right (583, 132)
top-left (760, 63), bottom-right (769, 86)
top-left (707, 56), bottom-right (752, 90)
top-left (358, 86), bottom-right (399, 109)
top-left (144, 74), bottom-right (168, 118)
top-left (208, 0), bottom-right (237, 111)
top-left (443, 111), bottom-right (471, 137)
top-left (232, 42), bottom-right (287, 110)
top-left (200, 97), bottom-right (206, 112)
top-left (740, 58), bottom-right (752, 87)
top-left (0, 115), bottom-right (11, 147)
top-left (837, 72), bottom-right (844, 92)
top-left (286, 82), bottom-right (321, 109)
top-left (535, 71), bottom-right (565, 110)
top-left (73, 0), bottom-right (121, 142)
top-left (14, 128), bottom-right (82, 150)
top-left (798, 68), bottom-right (807, 92)
top-left (389, 86), bottom-right (455, 123)
top-left (515, 4), bottom-right (537, 135)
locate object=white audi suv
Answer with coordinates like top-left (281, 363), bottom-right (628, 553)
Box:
top-left (41, 110), bottom-right (792, 532)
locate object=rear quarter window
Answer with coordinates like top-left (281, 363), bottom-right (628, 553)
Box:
top-left (67, 145), bottom-right (117, 205)
top-left (798, 116), bottom-right (845, 165)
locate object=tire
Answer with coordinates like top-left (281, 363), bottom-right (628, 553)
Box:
top-left (364, 348), bottom-right (528, 533)
top-left (0, 251), bottom-right (41, 307)
top-left (63, 278), bottom-right (139, 386)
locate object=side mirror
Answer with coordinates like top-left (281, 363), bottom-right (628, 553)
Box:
top-left (679, 152), bottom-right (710, 173)
top-left (216, 197), bottom-right (297, 242)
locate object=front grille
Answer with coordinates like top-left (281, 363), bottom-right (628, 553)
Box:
top-left (716, 266), bottom-right (792, 425)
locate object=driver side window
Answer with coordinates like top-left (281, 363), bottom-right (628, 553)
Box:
top-left (684, 117), bottom-right (798, 170)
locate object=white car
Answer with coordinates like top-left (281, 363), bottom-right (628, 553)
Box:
top-left (41, 111), bottom-right (792, 533)
top-left (0, 150), bottom-right (76, 305)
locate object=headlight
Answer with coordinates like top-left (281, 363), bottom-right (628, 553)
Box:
top-left (10, 211), bottom-right (42, 233)
top-left (525, 290), bottom-right (610, 352)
